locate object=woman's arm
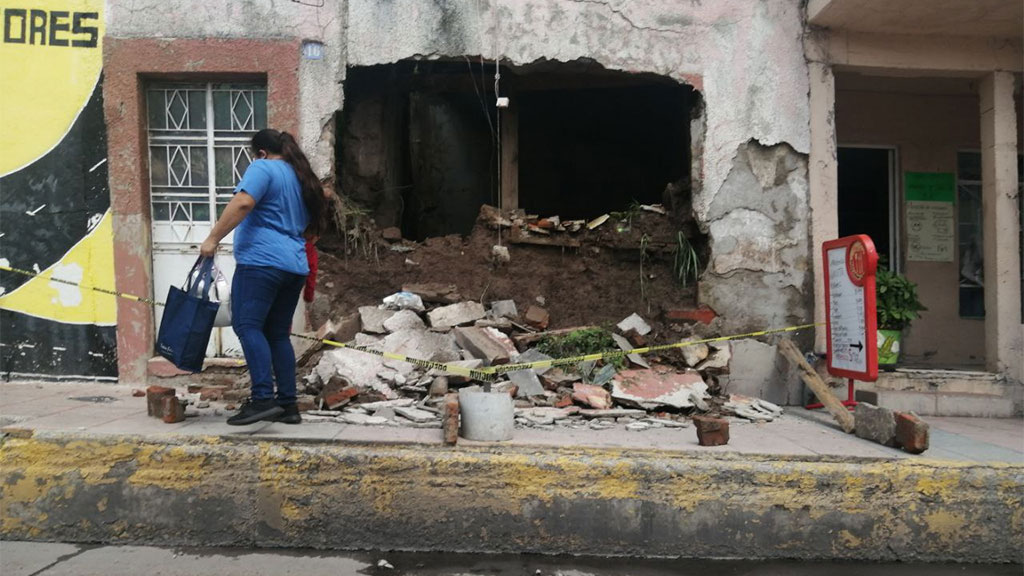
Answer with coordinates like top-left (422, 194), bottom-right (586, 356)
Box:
top-left (199, 192), bottom-right (256, 257)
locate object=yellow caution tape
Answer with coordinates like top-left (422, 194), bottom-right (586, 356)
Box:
top-left (1, 264), bottom-right (821, 382)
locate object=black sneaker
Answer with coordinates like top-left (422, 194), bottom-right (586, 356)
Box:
top-left (273, 404), bottom-right (302, 424)
top-left (227, 398), bottom-right (284, 426)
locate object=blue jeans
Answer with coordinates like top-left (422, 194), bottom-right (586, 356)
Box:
top-left (231, 265), bottom-right (306, 404)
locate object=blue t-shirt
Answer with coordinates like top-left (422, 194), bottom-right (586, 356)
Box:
top-left (233, 159), bottom-right (310, 275)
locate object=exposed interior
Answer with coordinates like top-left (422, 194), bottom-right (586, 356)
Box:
top-left (338, 59), bottom-right (697, 239)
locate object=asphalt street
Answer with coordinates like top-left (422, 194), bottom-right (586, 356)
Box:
top-left (2, 541), bottom-right (1020, 576)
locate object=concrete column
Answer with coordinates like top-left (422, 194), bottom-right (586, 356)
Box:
top-left (808, 62), bottom-right (840, 354)
top-left (979, 71), bottom-right (1022, 381)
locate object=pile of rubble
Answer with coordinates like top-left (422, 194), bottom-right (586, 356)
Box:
top-left (297, 286), bottom-right (783, 431)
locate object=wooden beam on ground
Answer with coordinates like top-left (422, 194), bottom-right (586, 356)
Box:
top-left (777, 338), bottom-right (855, 433)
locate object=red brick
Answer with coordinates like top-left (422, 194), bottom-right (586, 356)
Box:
top-left (665, 305), bottom-right (717, 325)
top-left (161, 395), bottom-right (185, 424)
top-left (199, 386), bottom-right (229, 401)
top-left (895, 412), bottom-right (929, 454)
top-left (554, 395), bottom-right (573, 409)
top-left (524, 305), bottom-right (550, 330)
top-left (146, 386), bottom-right (175, 417)
top-left (132, 389), bottom-right (146, 397)
top-left (693, 415), bottom-right (730, 446)
top-left (319, 376), bottom-right (359, 409)
top-left (381, 227), bottom-right (403, 242)
top-left (442, 393), bottom-right (460, 446)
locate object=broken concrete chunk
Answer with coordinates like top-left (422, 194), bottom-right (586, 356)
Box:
top-left (689, 390), bottom-right (711, 412)
top-left (428, 359), bottom-right (484, 384)
top-left (383, 309), bottom-right (426, 332)
top-left (491, 245), bottom-right (511, 263)
top-left (314, 348), bottom-right (390, 397)
top-left (395, 406), bottom-right (437, 423)
top-left (539, 367), bottom-right (579, 389)
top-left (353, 333), bottom-right (383, 349)
top-left (523, 305), bottom-right (550, 330)
top-left (429, 376), bottom-right (449, 397)
top-left (454, 326), bottom-right (513, 365)
top-left (359, 306), bottom-right (397, 334)
top-left (625, 422), bottom-right (651, 432)
top-left (428, 301), bottom-right (487, 330)
top-left (381, 329), bottom-right (462, 365)
top-left (516, 348), bottom-right (554, 375)
top-left (616, 313), bottom-right (652, 336)
top-left (579, 408), bottom-right (646, 419)
top-left (643, 417), bottom-right (690, 428)
top-left (356, 399), bottom-right (415, 411)
top-left (680, 339), bottom-right (710, 367)
top-left (572, 382), bottom-right (612, 410)
top-left (697, 343), bottom-right (732, 371)
top-left (611, 332), bottom-right (649, 369)
top-left (855, 402), bottom-right (897, 447)
top-left (611, 369), bottom-right (707, 410)
top-left (508, 369), bottom-right (545, 397)
top-left (490, 299), bottom-right (519, 321)
top-left (478, 204), bottom-right (514, 229)
top-left (587, 214), bottom-right (609, 230)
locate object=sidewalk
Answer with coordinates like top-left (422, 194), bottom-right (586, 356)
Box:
top-left (1, 381), bottom-right (1021, 462)
top-left (2, 381), bottom-right (1023, 563)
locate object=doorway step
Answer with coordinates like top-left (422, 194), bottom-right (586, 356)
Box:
top-left (854, 368), bottom-right (1021, 417)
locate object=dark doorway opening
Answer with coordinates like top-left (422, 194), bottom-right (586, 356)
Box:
top-left (518, 80), bottom-right (693, 220)
top-left (838, 146), bottom-right (895, 265)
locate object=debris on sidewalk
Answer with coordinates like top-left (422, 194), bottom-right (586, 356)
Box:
top-left (693, 415), bottom-right (729, 446)
top-left (855, 402), bottom-right (931, 454)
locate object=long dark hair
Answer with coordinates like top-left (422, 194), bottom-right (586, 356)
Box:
top-left (251, 128), bottom-right (326, 236)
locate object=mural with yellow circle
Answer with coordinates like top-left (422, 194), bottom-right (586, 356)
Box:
top-left (0, 0), bottom-right (117, 378)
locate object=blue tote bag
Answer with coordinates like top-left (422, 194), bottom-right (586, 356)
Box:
top-left (157, 257), bottom-right (221, 373)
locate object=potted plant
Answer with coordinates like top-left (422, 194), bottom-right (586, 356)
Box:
top-left (875, 264), bottom-right (927, 368)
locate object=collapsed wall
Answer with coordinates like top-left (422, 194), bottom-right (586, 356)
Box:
top-left (326, 0), bottom-right (813, 403)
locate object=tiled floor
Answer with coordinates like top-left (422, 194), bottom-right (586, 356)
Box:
top-left (1, 381), bottom-right (1021, 463)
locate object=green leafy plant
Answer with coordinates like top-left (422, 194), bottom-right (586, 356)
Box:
top-left (672, 231), bottom-right (700, 288)
top-left (536, 328), bottom-right (625, 369)
top-left (875, 264), bottom-right (926, 331)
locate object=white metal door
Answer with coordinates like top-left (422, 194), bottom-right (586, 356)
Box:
top-left (146, 83), bottom-right (267, 357)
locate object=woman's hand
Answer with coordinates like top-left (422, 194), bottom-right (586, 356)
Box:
top-left (200, 236), bottom-right (219, 258)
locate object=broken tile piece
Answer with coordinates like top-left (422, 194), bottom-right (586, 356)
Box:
top-left (611, 369), bottom-right (707, 410)
top-left (508, 369), bottom-right (545, 397)
top-left (572, 382), bottom-right (612, 410)
top-left (616, 313), bottom-right (651, 336)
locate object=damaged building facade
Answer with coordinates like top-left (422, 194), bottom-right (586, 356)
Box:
top-left (2, 0), bottom-right (1020, 408)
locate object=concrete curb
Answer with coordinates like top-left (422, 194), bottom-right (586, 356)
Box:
top-left (2, 431), bottom-right (1022, 562)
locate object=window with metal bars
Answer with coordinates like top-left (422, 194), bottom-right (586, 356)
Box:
top-left (146, 83), bottom-right (268, 230)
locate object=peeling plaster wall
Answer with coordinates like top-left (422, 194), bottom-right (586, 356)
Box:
top-left (347, 0), bottom-right (814, 333)
top-left (106, 0), bottom-right (344, 176)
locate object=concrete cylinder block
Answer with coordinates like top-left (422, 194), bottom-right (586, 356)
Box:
top-left (458, 390), bottom-right (514, 442)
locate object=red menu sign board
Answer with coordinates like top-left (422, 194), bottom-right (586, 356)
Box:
top-left (823, 235), bottom-right (879, 382)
